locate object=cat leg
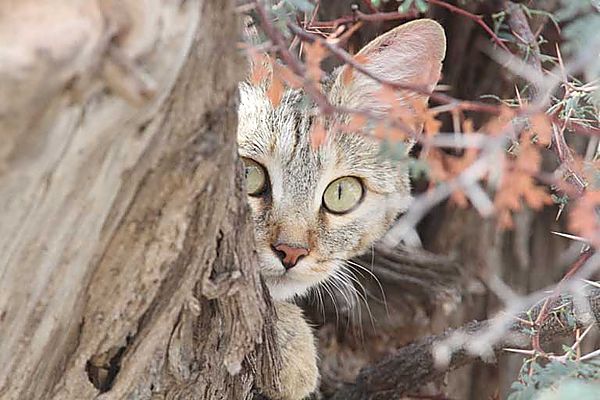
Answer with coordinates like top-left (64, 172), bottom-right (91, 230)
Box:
top-left (263, 301), bottom-right (319, 400)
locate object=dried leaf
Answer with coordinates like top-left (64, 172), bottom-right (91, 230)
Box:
top-left (266, 73), bottom-right (284, 107)
top-left (342, 54), bottom-right (369, 85)
top-left (249, 52), bottom-right (271, 86)
top-left (341, 66), bottom-right (354, 86)
top-left (274, 63), bottom-right (302, 89)
top-left (373, 122), bottom-right (387, 140)
top-left (530, 113), bottom-right (552, 146)
top-left (304, 41), bottom-right (326, 82)
top-left (423, 112), bottom-right (442, 136)
top-left (569, 190), bottom-right (600, 247)
top-left (347, 114), bottom-right (368, 132)
top-left (483, 106), bottom-right (515, 136)
top-left (310, 119), bottom-right (327, 149)
top-left (494, 143), bottom-right (552, 230)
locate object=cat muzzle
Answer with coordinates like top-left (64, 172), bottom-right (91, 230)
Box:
top-left (271, 243), bottom-right (310, 270)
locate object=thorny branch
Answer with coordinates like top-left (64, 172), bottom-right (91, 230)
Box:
top-left (247, 2), bottom-right (600, 396)
top-left (503, 1), bottom-right (589, 196)
top-left (331, 288), bottom-right (600, 400)
top-left (249, 0), bottom-right (600, 260)
top-left (531, 248), bottom-right (595, 353)
top-left (288, 24), bottom-right (501, 115)
top-left (427, 0), bottom-right (511, 52)
top-left (253, 0), bottom-right (334, 114)
top-left (307, 9), bottom-right (418, 30)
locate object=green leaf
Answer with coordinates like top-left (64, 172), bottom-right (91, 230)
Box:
top-left (286, 0), bottom-right (315, 12)
top-left (398, 0), bottom-right (414, 13)
top-left (415, 0), bottom-right (429, 13)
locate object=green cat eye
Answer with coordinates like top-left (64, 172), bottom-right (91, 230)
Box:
top-left (242, 158), bottom-right (267, 196)
top-left (322, 176), bottom-right (364, 214)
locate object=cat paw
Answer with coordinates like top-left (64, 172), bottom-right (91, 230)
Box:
top-left (270, 301), bottom-right (319, 400)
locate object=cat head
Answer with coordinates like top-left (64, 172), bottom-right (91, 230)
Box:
top-left (238, 19), bottom-right (446, 300)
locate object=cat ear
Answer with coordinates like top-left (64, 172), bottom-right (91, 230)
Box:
top-left (329, 19), bottom-right (446, 121)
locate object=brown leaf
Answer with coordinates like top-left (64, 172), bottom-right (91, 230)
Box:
top-left (249, 51), bottom-right (271, 86)
top-left (483, 106), bottom-right (515, 136)
top-left (266, 73), bottom-right (284, 107)
top-left (341, 54), bottom-right (369, 86)
top-left (347, 114), bottom-right (368, 132)
top-left (304, 41), bottom-right (326, 82)
top-left (310, 119), bottom-right (327, 149)
top-left (341, 67), bottom-right (354, 86)
top-left (570, 190), bottom-right (600, 247)
top-left (423, 112), bottom-right (441, 136)
top-left (530, 113), bottom-right (552, 146)
top-left (274, 63), bottom-right (302, 89)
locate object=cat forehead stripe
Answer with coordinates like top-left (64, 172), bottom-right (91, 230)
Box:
top-left (238, 19), bottom-right (445, 301)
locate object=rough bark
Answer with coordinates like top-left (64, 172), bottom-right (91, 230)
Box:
top-left (0, 1), bottom-right (278, 399)
top-left (331, 289), bottom-right (600, 400)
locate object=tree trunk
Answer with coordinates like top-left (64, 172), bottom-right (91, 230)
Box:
top-left (0, 1), bottom-right (278, 399)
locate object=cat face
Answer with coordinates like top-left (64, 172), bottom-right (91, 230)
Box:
top-left (238, 20), bottom-right (446, 300)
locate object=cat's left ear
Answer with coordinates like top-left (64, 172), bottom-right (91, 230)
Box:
top-left (329, 19), bottom-right (446, 121)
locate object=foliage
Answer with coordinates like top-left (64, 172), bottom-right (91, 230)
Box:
top-left (508, 358), bottom-right (600, 400)
top-left (557, 0), bottom-right (600, 106)
top-left (245, 0), bottom-right (600, 397)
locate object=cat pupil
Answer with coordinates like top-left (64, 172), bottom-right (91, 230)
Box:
top-left (337, 183), bottom-right (342, 200)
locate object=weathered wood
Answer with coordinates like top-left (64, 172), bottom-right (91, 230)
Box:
top-left (0, 1), bottom-right (278, 399)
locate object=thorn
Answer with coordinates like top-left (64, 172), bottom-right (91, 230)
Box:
top-left (550, 231), bottom-right (589, 243)
top-left (503, 348), bottom-right (536, 355)
top-left (555, 203), bottom-right (564, 221)
top-left (582, 279), bottom-right (600, 289)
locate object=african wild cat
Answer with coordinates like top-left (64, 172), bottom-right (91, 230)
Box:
top-left (238, 19), bottom-right (446, 400)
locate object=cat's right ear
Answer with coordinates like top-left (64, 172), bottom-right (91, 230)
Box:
top-left (328, 19), bottom-right (446, 123)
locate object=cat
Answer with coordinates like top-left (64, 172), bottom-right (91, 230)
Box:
top-left (238, 19), bottom-right (446, 400)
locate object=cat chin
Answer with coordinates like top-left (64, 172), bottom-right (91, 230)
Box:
top-left (265, 278), bottom-right (314, 301)
top-left (259, 253), bottom-right (335, 301)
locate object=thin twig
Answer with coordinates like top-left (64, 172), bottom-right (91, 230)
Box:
top-left (531, 248), bottom-right (595, 353)
top-left (254, 1), bottom-right (334, 114)
top-left (427, 0), bottom-right (511, 53)
top-left (288, 23), bottom-right (502, 115)
top-left (308, 9), bottom-right (417, 29)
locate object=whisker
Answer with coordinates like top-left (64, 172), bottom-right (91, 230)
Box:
top-left (309, 285), bottom-right (326, 322)
top-left (328, 271), bottom-right (354, 330)
top-left (315, 285), bottom-right (325, 321)
top-left (340, 265), bottom-right (376, 331)
top-left (334, 268), bottom-right (369, 339)
top-left (346, 259), bottom-right (389, 316)
top-left (321, 279), bottom-right (340, 326)
top-left (338, 270), bottom-right (365, 339)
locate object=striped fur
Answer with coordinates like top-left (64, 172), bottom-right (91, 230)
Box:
top-left (238, 19), bottom-right (446, 301)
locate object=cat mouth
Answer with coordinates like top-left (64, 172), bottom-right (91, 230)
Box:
top-left (258, 252), bottom-right (336, 300)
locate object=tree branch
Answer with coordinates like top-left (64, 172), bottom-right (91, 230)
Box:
top-left (428, 0), bottom-right (511, 53)
top-left (332, 288), bottom-right (600, 400)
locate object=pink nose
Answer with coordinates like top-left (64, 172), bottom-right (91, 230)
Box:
top-left (272, 243), bottom-right (310, 270)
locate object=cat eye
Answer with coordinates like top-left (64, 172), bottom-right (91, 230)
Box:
top-left (322, 176), bottom-right (364, 214)
top-left (242, 158), bottom-right (268, 196)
